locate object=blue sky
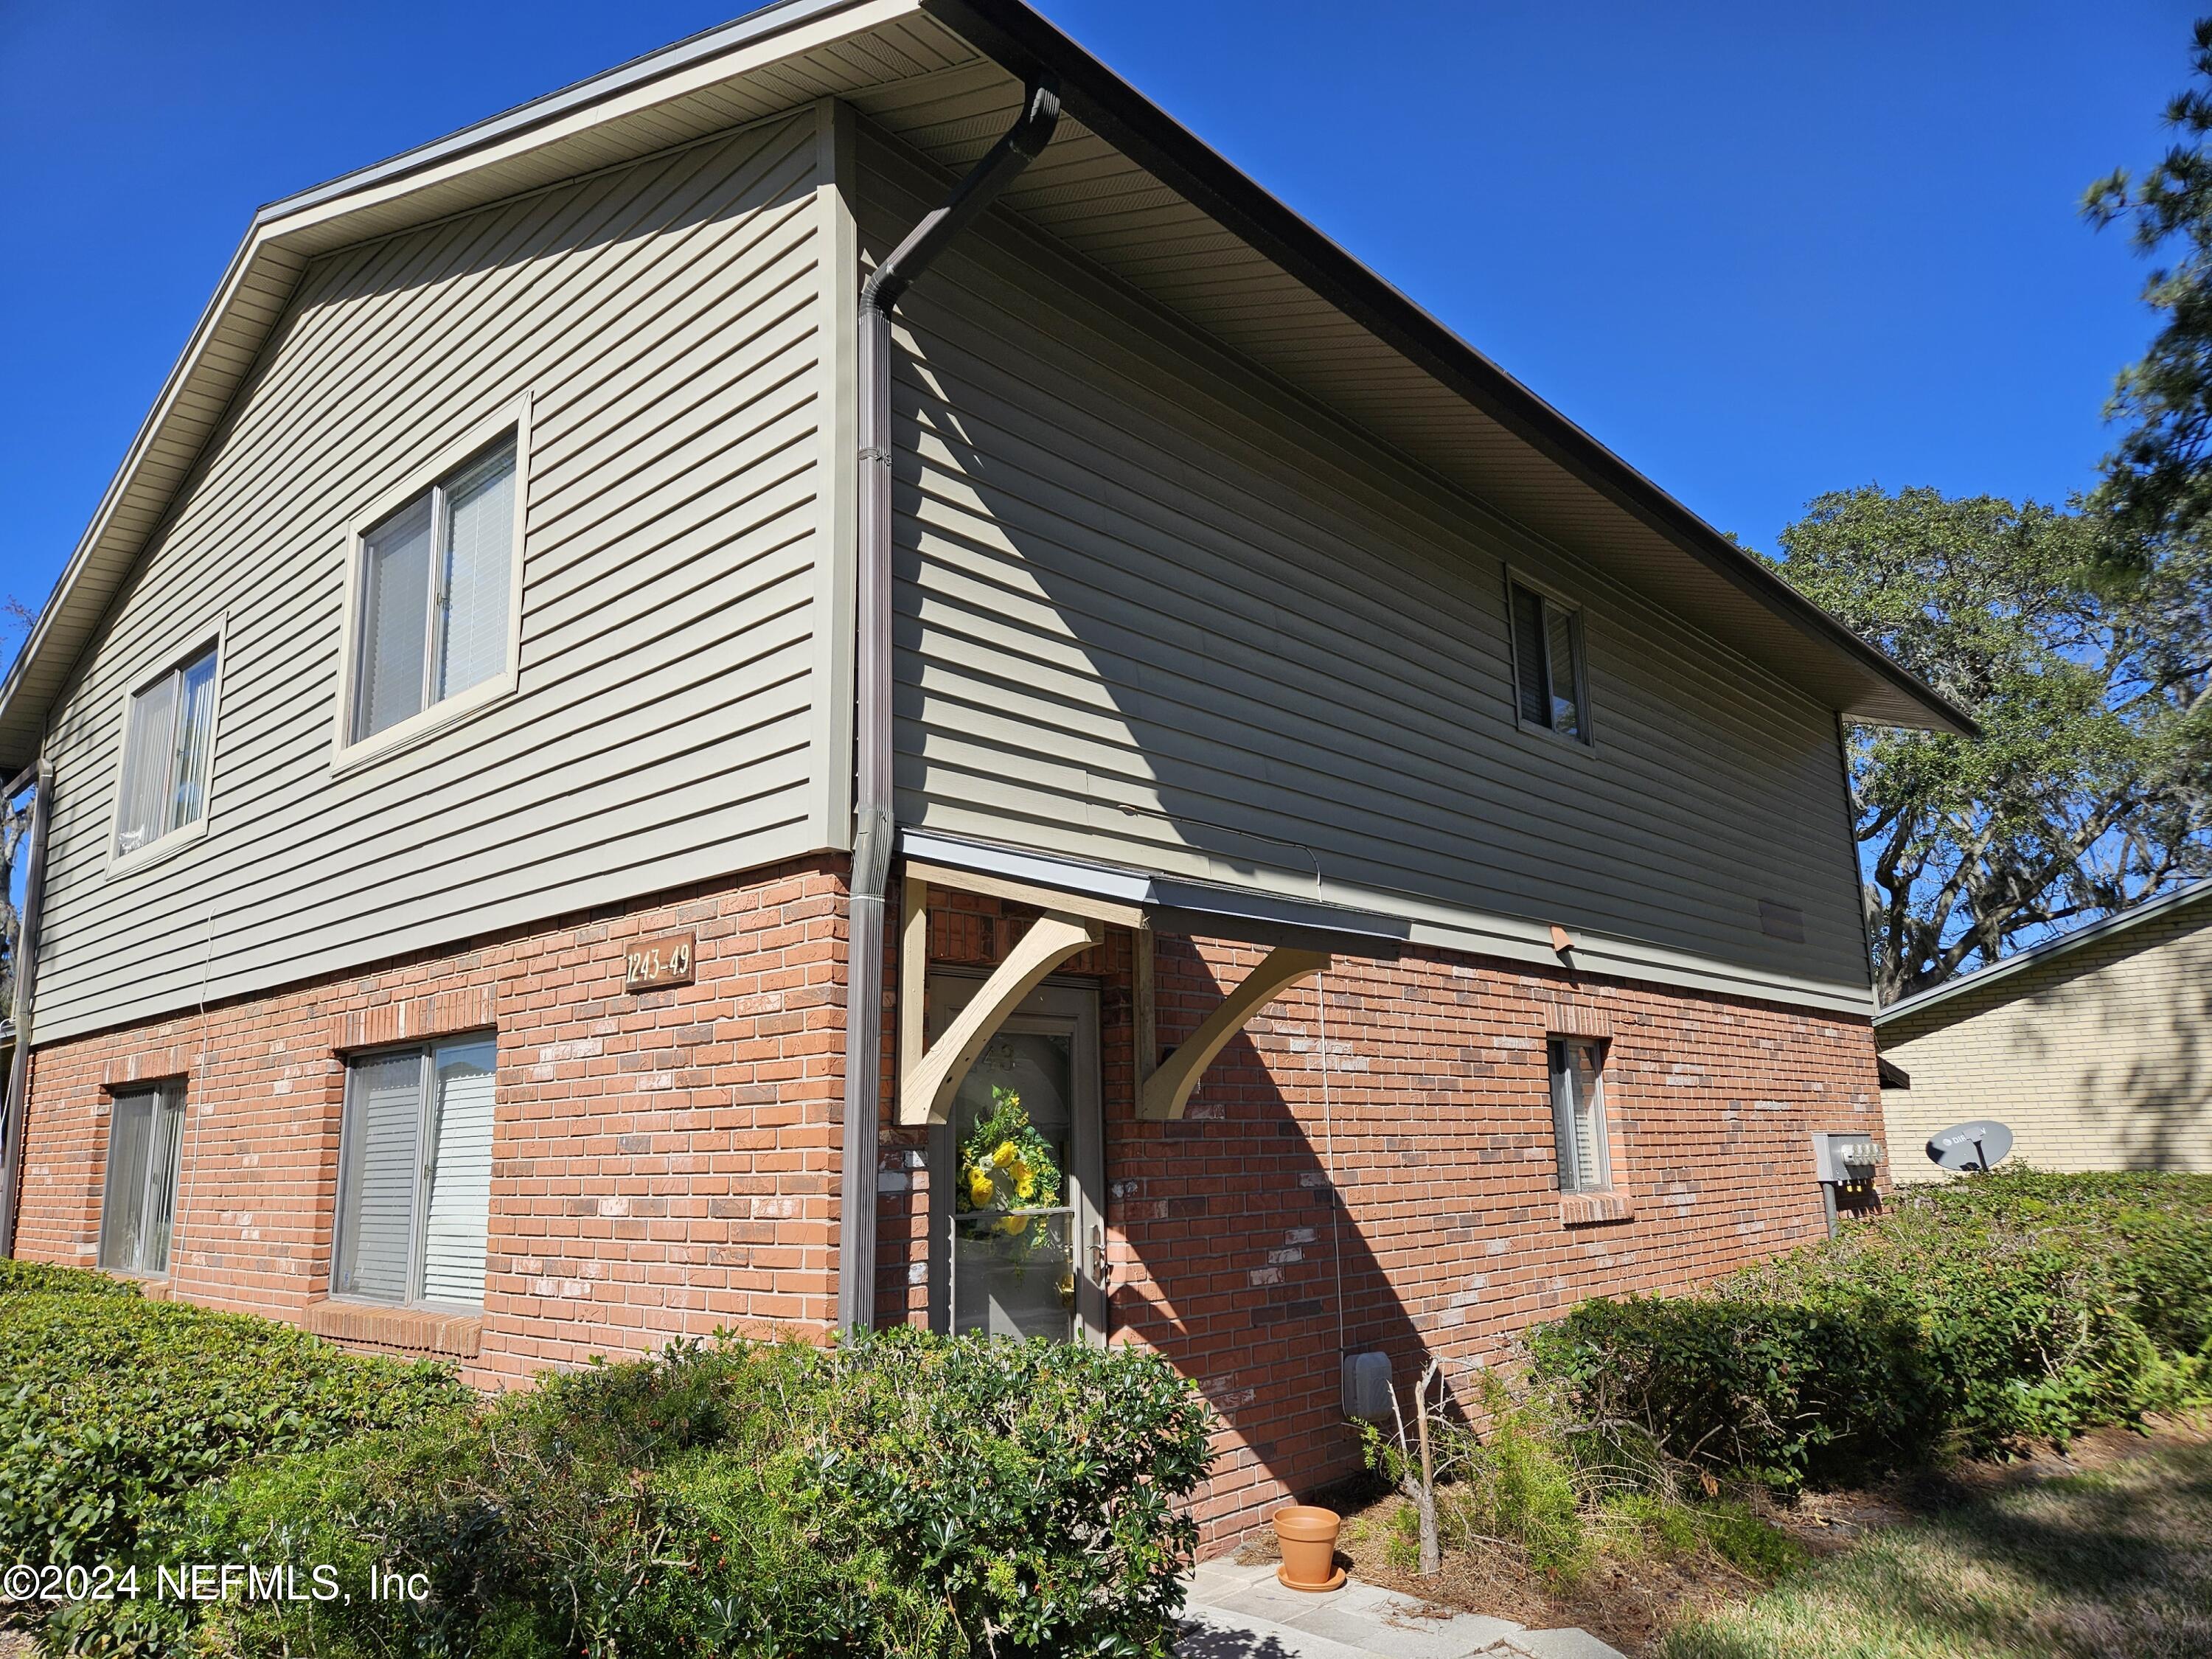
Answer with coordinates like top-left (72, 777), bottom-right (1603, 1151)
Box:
top-left (0, 0), bottom-right (2197, 628)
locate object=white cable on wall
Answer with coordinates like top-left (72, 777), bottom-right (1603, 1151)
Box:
top-left (1315, 967), bottom-right (1346, 1360)
top-left (171, 909), bottom-right (216, 1276)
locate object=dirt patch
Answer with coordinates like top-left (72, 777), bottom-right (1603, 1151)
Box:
top-left (1235, 1488), bottom-right (1773, 1658)
top-left (1231, 1416), bottom-right (2210, 1659)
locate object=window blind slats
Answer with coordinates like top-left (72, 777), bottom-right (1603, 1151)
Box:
top-left (97, 1085), bottom-right (184, 1274)
top-left (1549, 1038), bottom-right (1610, 1193)
top-left (334, 1039), bottom-right (495, 1310)
top-left (142, 1090), bottom-right (184, 1274)
top-left (437, 446), bottom-right (515, 702)
top-left (420, 1040), bottom-right (496, 1306)
top-left (1511, 584), bottom-right (1551, 727)
top-left (350, 435), bottom-right (517, 743)
top-left (114, 674), bottom-right (177, 856)
top-left (1545, 606), bottom-right (1582, 737)
top-left (335, 1053), bottom-right (425, 1302)
top-left (358, 495), bottom-right (434, 740)
top-left (98, 1093), bottom-right (156, 1270)
top-left (111, 644), bottom-right (221, 859)
top-left (169, 648), bottom-right (219, 832)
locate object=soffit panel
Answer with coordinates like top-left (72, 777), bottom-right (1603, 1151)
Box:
top-left (1, 0), bottom-right (1959, 775)
top-left (843, 37), bottom-right (1939, 726)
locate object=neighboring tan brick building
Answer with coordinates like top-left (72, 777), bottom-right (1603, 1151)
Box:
top-left (0, 0), bottom-right (1964, 1543)
top-left (1878, 879), bottom-right (2212, 1183)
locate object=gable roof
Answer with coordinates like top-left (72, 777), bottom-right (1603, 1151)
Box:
top-left (0, 0), bottom-right (1976, 773)
top-left (1875, 877), bottom-right (2212, 1026)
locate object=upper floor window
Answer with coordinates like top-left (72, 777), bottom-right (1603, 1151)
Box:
top-left (333, 1036), bottom-right (497, 1307)
top-left (1509, 580), bottom-right (1587, 742)
top-left (349, 435), bottom-right (519, 745)
top-left (114, 643), bottom-right (219, 859)
top-left (1548, 1038), bottom-right (1611, 1193)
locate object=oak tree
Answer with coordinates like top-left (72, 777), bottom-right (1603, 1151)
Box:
top-left (1771, 486), bottom-right (2209, 1002)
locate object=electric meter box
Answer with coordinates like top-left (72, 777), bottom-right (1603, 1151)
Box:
top-left (1812, 1131), bottom-right (1882, 1186)
top-left (1342, 1351), bottom-right (1393, 1422)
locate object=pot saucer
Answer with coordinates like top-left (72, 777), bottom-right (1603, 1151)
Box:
top-left (1276, 1565), bottom-right (1347, 1593)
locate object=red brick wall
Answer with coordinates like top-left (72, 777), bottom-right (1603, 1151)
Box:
top-left (14, 857), bottom-right (847, 1386)
top-left (874, 886), bottom-right (1884, 1543)
top-left (18, 860), bottom-right (1881, 1544)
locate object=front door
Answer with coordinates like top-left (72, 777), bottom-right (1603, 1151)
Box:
top-left (926, 975), bottom-right (1106, 1344)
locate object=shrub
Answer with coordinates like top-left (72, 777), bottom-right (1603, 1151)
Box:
top-left (1694, 1500), bottom-right (1807, 1582)
top-left (0, 1259), bottom-right (140, 1299)
top-left (826, 1326), bottom-right (1214, 1652)
top-left (0, 1265), bottom-right (470, 1578)
top-left (79, 1326), bottom-right (1215, 1659)
top-left (1439, 1379), bottom-right (1592, 1577)
top-left (1356, 1366), bottom-right (1801, 1590)
top-left (1528, 1169), bottom-right (2212, 1492)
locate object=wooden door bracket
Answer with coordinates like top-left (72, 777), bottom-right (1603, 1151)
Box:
top-left (1138, 947), bottom-right (1331, 1121)
top-left (897, 911), bottom-right (1102, 1126)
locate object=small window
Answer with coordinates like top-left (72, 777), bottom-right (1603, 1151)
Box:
top-left (1509, 581), bottom-right (1586, 740)
top-left (351, 437), bottom-right (518, 743)
top-left (1549, 1038), bottom-right (1610, 1193)
top-left (100, 1083), bottom-right (186, 1276)
top-left (113, 644), bottom-right (220, 858)
top-left (333, 1036), bottom-right (497, 1307)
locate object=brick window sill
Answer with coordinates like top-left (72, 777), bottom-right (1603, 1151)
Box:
top-left (106, 1270), bottom-right (175, 1300)
top-left (1559, 1191), bottom-right (1634, 1228)
top-left (304, 1297), bottom-right (482, 1357)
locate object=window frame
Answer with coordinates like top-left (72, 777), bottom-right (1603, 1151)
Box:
top-left (330, 397), bottom-right (532, 774)
top-left (1503, 571), bottom-right (1594, 748)
top-left (97, 1079), bottom-right (187, 1278)
top-left (330, 1033), bottom-right (498, 1311)
top-left (105, 622), bottom-right (227, 876)
top-left (1548, 1037), bottom-right (1613, 1194)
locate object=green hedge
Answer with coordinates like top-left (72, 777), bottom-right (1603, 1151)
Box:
top-left (0, 1266), bottom-right (471, 1579)
top-left (0, 1257), bottom-right (141, 1298)
top-left (1528, 1170), bottom-right (2212, 1492)
top-left (63, 1326), bottom-right (1215, 1659)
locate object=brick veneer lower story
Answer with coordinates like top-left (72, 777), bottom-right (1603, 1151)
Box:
top-left (13, 855), bottom-right (1884, 1541)
top-left (875, 886), bottom-right (1884, 1541)
top-left (13, 858), bottom-right (849, 1385)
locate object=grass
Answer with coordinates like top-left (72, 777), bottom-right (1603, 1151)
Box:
top-left (1660, 1437), bottom-right (2212, 1659)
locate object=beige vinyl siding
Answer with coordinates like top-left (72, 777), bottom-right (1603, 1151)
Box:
top-left (1880, 900), bottom-right (2212, 1179)
top-left (32, 106), bottom-right (841, 1043)
top-left (859, 125), bottom-right (1869, 1011)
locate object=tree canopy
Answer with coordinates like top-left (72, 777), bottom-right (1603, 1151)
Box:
top-left (1772, 486), bottom-right (2209, 1002)
top-left (2085, 16), bottom-right (2212, 558)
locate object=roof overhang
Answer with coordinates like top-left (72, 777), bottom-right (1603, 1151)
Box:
top-left (1876, 876), bottom-right (2212, 1026)
top-left (0, 0), bottom-right (1974, 773)
top-left (900, 827), bottom-right (1413, 955)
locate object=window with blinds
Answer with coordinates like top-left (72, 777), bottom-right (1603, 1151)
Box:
top-left (99, 1083), bottom-right (186, 1275)
top-left (1548, 1038), bottom-right (1611, 1194)
top-left (113, 644), bottom-right (220, 858)
top-left (351, 437), bottom-right (518, 744)
top-left (1508, 580), bottom-right (1587, 742)
top-left (333, 1036), bottom-right (497, 1307)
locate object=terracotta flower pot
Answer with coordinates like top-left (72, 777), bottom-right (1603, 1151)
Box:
top-left (1272, 1504), bottom-right (1344, 1592)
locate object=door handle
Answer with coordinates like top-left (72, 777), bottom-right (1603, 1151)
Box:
top-left (1088, 1224), bottom-right (1111, 1287)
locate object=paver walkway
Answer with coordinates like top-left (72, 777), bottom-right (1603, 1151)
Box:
top-left (1177, 1558), bottom-right (1625, 1659)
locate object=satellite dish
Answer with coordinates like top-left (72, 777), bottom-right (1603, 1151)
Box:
top-left (1927, 1119), bottom-right (2014, 1172)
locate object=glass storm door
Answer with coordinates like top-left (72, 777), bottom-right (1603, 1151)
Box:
top-left (927, 976), bottom-right (1105, 1345)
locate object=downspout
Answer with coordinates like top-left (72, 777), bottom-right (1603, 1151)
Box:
top-left (835, 79), bottom-right (1062, 1332)
top-left (0, 759), bottom-right (55, 1259)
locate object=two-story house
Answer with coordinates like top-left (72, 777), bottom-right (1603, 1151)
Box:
top-left (0, 0), bottom-right (1969, 1540)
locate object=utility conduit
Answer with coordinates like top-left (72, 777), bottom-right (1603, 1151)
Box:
top-left (835, 79), bottom-right (1061, 1331)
